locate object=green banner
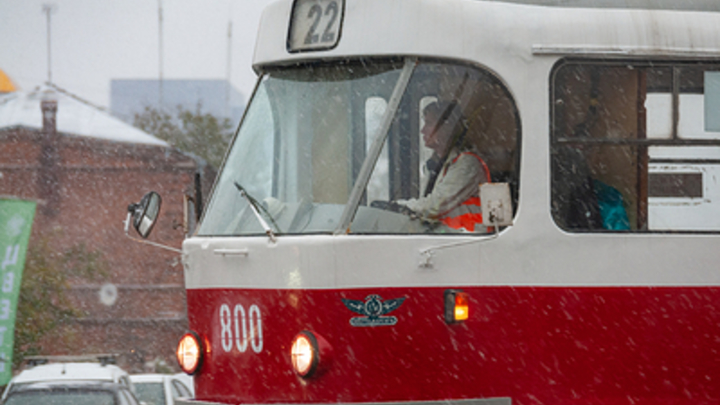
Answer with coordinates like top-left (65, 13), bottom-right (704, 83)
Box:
top-left (0, 200), bottom-right (36, 385)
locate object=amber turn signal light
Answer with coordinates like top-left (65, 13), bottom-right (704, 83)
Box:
top-left (444, 290), bottom-right (469, 323)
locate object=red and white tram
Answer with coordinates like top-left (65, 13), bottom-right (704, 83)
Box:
top-left (131, 0), bottom-right (720, 403)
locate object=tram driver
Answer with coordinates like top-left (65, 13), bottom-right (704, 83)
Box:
top-left (394, 101), bottom-right (491, 232)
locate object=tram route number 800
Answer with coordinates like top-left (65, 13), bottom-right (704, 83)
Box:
top-left (219, 304), bottom-right (263, 354)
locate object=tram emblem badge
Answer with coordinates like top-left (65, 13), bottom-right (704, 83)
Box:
top-left (342, 295), bottom-right (406, 327)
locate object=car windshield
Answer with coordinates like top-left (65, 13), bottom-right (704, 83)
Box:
top-left (198, 58), bottom-right (520, 236)
top-left (133, 382), bottom-right (166, 405)
top-left (4, 391), bottom-right (116, 405)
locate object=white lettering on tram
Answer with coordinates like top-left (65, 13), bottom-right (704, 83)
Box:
top-left (303, 1), bottom-right (339, 45)
top-left (220, 305), bottom-right (233, 352)
top-left (219, 303), bottom-right (263, 354)
top-left (233, 304), bottom-right (247, 353)
top-left (249, 305), bottom-right (263, 353)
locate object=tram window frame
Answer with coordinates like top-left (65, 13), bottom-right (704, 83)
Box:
top-left (550, 59), bottom-right (720, 233)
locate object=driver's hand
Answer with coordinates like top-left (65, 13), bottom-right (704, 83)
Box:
top-left (370, 200), bottom-right (390, 210)
top-left (389, 201), bottom-right (417, 217)
top-left (371, 200), bottom-right (417, 217)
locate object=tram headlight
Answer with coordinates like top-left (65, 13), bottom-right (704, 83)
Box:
top-left (291, 331), bottom-right (318, 377)
top-left (445, 290), bottom-right (469, 324)
top-left (177, 331), bottom-right (204, 375)
top-left (291, 330), bottom-right (333, 378)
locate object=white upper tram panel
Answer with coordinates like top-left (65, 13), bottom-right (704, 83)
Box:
top-left (183, 0), bottom-right (720, 290)
top-left (253, 0), bottom-right (720, 74)
top-left (483, 0), bottom-right (720, 11)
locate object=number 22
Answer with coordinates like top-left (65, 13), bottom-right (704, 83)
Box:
top-left (304, 1), bottom-right (339, 45)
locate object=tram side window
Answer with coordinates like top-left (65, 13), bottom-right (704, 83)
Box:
top-left (403, 63), bottom-right (521, 211)
top-left (366, 97), bottom-right (390, 202)
top-left (353, 61), bottom-right (521, 234)
top-left (551, 62), bottom-right (720, 232)
top-left (418, 96), bottom-right (438, 190)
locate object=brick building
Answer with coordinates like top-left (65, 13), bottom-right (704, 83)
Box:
top-left (0, 83), bottom-right (209, 372)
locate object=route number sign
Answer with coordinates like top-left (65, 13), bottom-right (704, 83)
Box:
top-left (288, 0), bottom-right (344, 52)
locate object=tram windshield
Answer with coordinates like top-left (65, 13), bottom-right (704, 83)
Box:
top-left (198, 58), bottom-right (519, 236)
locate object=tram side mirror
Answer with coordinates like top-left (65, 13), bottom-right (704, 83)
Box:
top-left (481, 183), bottom-right (513, 227)
top-left (128, 191), bottom-right (162, 239)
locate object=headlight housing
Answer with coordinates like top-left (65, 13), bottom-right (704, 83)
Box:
top-left (291, 331), bottom-right (318, 377)
top-left (177, 331), bottom-right (204, 375)
top-left (290, 330), bottom-right (333, 378)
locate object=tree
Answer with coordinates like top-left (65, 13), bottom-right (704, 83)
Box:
top-left (13, 238), bottom-right (107, 368)
top-left (133, 105), bottom-right (234, 168)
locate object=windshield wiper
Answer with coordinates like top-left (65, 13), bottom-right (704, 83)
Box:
top-left (234, 182), bottom-right (280, 242)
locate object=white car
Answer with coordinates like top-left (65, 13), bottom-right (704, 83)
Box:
top-left (2, 381), bottom-right (141, 405)
top-left (2, 360), bottom-right (133, 401)
top-left (130, 373), bottom-right (194, 405)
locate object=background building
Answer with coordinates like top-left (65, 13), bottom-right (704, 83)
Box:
top-left (0, 82), bottom-right (210, 372)
top-left (110, 79), bottom-right (245, 125)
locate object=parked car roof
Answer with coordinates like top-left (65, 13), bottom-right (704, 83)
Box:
top-left (1, 360), bottom-right (133, 402)
top-left (129, 374), bottom-right (194, 405)
top-left (172, 373), bottom-right (194, 396)
top-left (2, 380), bottom-right (140, 405)
top-left (10, 362), bottom-right (130, 384)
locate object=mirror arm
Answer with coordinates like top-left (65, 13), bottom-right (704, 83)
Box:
top-left (123, 212), bottom-right (182, 254)
top-left (194, 171), bottom-right (203, 222)
top-left (183, 194), bottom-right (191, 235)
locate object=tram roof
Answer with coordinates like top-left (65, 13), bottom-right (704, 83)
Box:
top-left (481, 0), bottom-right (720, 12)
top-left (254, 0), bottom-right (720, 75)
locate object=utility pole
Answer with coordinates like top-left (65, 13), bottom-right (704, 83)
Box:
top-left (42, 4), bottom-right (57, 84)
top-left (226, 20), bottom-right (232, 118)
top-left (158, 0), bottom-right (164, 109)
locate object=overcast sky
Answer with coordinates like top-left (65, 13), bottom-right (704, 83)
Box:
top-left (0, 0), bottom-right (277, 109)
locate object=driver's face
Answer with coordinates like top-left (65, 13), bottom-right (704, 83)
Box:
top-left (421, 111), bottom-right (452, 156)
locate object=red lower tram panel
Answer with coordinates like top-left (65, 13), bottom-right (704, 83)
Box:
top-left (184, 287), bottom-right (720, 405)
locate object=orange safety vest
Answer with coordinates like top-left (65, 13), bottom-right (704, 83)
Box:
top-left (439, 152), bottom-right (490, 232)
